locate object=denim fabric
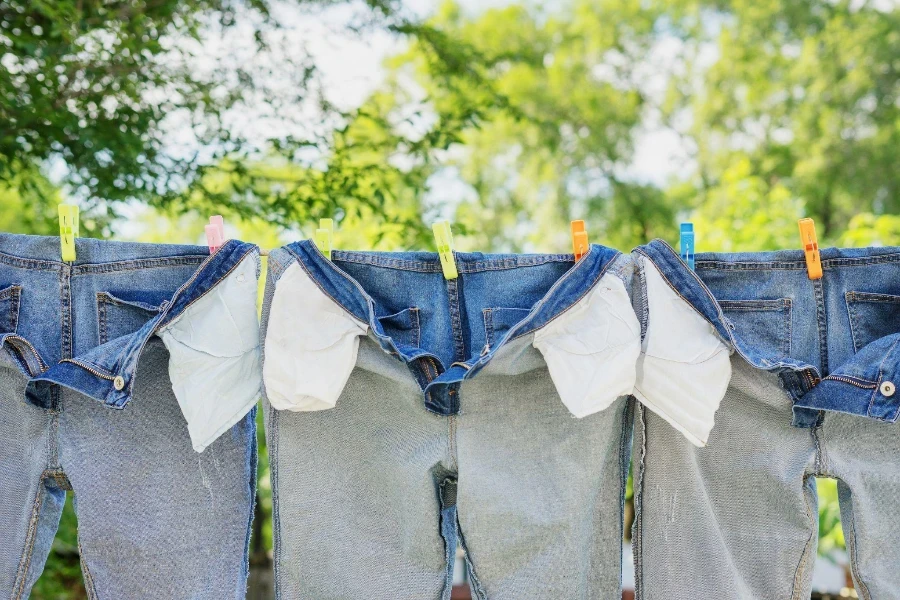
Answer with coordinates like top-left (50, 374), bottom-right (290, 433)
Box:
top-left (633, 240), bottom-right (900, 598)
top-left (262, 244), bottom-right (637, 599)
top-left (0, 234), bottom-right (258, 599)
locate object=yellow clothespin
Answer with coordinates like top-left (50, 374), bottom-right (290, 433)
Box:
top-left (798, 218), bottom-right (822, 280)
top-left (314, 218), bottom-right (334, 260)
top-left (432, 221), bottom-right (458, 280)
top-left (59, 204), bottom-right (79, 262)
top-left (571, 220), bottom-right (589, 261)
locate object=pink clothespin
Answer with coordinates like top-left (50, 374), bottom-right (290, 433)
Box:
top-left (205, 215), bottom-right (225, 253)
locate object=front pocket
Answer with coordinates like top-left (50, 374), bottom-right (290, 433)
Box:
top-left (483, 307), bottom-right (532, 348)
top-left (96, 292), bottom-right (163, 344)
top-left (377, 307), bottom-right (421, 352)
top-left (0, 284), bottom-right (22, 334)
top-left (846, 291), bottom-right (900, 353)
top-left (719, 298), bottom-right (792, 361)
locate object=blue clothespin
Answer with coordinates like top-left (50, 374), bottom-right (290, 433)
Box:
top-left (680, 222), bottom-right (695, 270)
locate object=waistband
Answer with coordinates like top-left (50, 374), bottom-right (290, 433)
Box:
top-left (272, 240), bottom-right (628, 415)
top-left (0, 233), bottom-right (209, 269)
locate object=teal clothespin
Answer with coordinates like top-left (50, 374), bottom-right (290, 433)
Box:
top-left (680, 222), bottom-right (695, 270)
top-left (432, 221), bottom-right (458, 280)
top-left (314, 218), bottom-right (334, 260)
top-left (59, 204), bottom-right (79, 262)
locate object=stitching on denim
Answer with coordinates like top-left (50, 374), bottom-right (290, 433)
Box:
top-left (457, 525), bottom-right (488, 600)
top-left (839, 481), bottom-right (873, 600)
top-left (632, 404), bottom-right (647, 599)
top-left (697, 251), bottom-right (900, 271)
top-left (446, 278), bottom-right (466, 363)
top-left (635, 255), bottom-right (649, 342)
top-left (482, 308), bottom-right (494, 349)
top-left (846, 291), bottom-right (900, 304)
top-left (411, 307), bottom-right (421, 348)
top-left (12, 474), bottom-right (49, 600)
top-left (333, 250), bottom-right (574, 273)
top-left (267, 403), bottom-right (283, 600)
top-left (0, 252), bottom-right (61, 271)
top-left (614, 398), bottom-right (633, 596)
top-left (789, 474), bottom-right (819, 599)
top-left (0, 285), bottom-right (22, 334)
top-left (812, 278), bottom-right (829, 373)
top-left (717, 298), bottom-right (791, 311)
top-left (78, 541), bottom-right (100, 600)
top-left (846, 292), bottom-right (864, 353)
top-left (73, 255), bottom-right (207, 275)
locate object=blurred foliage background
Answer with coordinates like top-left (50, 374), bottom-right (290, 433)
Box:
top-left (3, 0), bottom-right (898, 596)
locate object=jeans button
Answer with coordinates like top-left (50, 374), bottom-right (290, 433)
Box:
top-left (113, 375), bottom-right (125, 391)
top-left (880, 381), bottom-right (895, 397)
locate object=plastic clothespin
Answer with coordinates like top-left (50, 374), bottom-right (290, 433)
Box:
top-left (205, 215), bottom-right (225, 253)
top-left (314, 218), bottom-right (334, 260)
top-left (680, 222), bottom-right (695, 270)
top-left (571, 220), bottom-right (589, 261)
top-left (58, 204), bottom-right (79, 262)
top-left (432, 221), bottom-right (458, 280)
top-left (798, 218), bottom-right (823, 280)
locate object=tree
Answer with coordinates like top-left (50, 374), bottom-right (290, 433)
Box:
top-left (0, 0), bottom-right (423, 231)
top-left (662, 0), bottom-right (900, 241)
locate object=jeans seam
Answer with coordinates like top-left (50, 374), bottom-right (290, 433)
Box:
top-left (78, 541), bottom-right (100, 600)
top-left (841, 484), bottom-right (873, 600)
top-left (11, 476), bottom-right (48, 600)
top-left (790, 474), bottom-right (819, 600)
top-left (615, 397), bottom-right (634, 596)
top-left (632, 404), bottom-right (647, 599)
top-left (268, 403), bottom-right (283, 600)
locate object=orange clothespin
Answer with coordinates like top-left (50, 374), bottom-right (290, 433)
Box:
top-left (205, 215), bottom-right (225, 253)
top-left (571, 220), bottom-right (588, 261)
top-left (798, 218), bottom-right (822, 280)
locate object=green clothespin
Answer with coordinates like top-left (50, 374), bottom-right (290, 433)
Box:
top-left (59, 204), bottom-right (79, 262)
top-left (432, 221), bottom-right (458, 280)
top-left (314, 218), bottom-right (334, 260)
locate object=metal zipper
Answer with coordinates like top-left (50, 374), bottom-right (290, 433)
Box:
top-left (821, 374), bottom-right (877, 389)
top-left (59, 358), bottom-right (116, 381)
top-left (6, 334), bottom-right (48, 373)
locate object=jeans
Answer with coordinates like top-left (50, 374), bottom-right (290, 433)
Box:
top-left (0, 234), bottom-right (260, 599)
top-left (261, 241), bottom-right (639, 599)
top-left (632, 239), bottom-right (900, 599)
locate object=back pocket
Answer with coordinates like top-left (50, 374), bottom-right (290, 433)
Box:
top-left (97, 292), bottom-right (163, 344)
top-left (0, 285), bottom-right (21, 334)
top-left (483, 307), bottom-right (532, 349)
top-left (846, 291), bottom-right (900, 353)
top-left (719, 298), bottom-right (792, 361)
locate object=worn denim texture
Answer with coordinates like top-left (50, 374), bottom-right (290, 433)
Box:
top-left (0, 234), bottom-right (258, 599)
top-left (262, 243), bottom-right (637, 599)
top-left (633, 239), bottom-right (900, 599)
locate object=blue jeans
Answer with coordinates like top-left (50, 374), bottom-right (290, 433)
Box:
top-left (262, 241), bottom-right (640, 599)
top-left (633, 239), bottom-right (900, 599)
top-left (0, 234), bottom-right (259, 599)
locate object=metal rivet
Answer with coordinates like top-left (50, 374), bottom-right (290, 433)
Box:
top-left (113, 376), bottom-right (125, 391)
top-left (880, 381), bottom-right (895, 397)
